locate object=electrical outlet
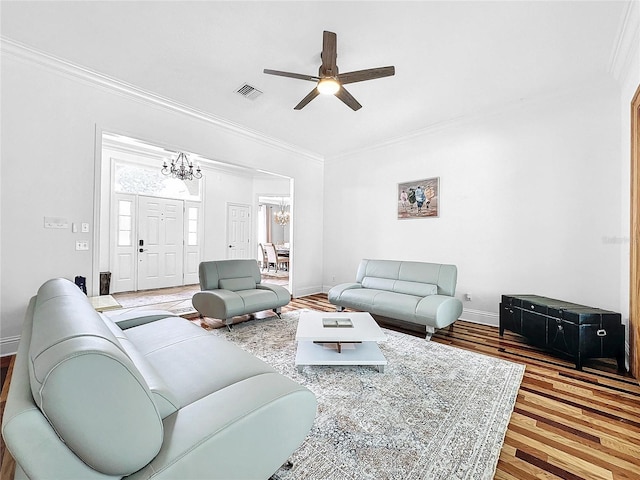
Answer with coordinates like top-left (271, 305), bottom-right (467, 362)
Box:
top-left (75, 241), bottom-right (89, 251)
top-left (81, 223), bottom-right (90, 233)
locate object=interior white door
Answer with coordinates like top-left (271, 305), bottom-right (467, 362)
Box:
top-left (227, 203), bottom-right (251, 259)
top-left (138, 196), bottom-right (184, 290)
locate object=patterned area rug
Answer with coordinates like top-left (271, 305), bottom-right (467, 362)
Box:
top-left (210, 311), bottom-right (525, 480)
top-left (261, 270), bottom-right (290, 279)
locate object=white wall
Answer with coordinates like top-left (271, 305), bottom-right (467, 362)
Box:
top-left (323, 80), bottom-right (623, 326)
top-left (0, 49), bottom-right (324, 355)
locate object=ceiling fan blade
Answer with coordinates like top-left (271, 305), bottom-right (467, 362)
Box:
top-left (263, 69), bottom-right (319, 82)
top-left (321, 31), bottom-right (338, 76)
top-left (294, 88), bottom-right (320, 110)
top-left (334, 86), bottom-right (362, 111)
top-left (338, 66), bottom-right (395, 85)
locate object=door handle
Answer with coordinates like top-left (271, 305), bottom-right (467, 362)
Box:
top-left (228, 244), bottom-right (232, 248)
top-left (139, 248), bottom-right (147, 253)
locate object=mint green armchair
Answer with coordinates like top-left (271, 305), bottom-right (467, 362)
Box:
top-left (192, 259), bottom-right (290, 329)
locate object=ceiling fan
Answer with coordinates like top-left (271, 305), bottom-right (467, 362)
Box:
top-left (264, 30), bottom-right (395, 111)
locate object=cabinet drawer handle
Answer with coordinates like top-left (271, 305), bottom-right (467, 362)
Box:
top-left (530, 305), bottom-right (535, 310)
top-left (597, 329), bottom-right (607, 337)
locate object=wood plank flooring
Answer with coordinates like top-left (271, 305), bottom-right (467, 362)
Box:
top-left (288, 295), bottom-right (640, 480)
top-left (1, 293), bottom-right (638, 479)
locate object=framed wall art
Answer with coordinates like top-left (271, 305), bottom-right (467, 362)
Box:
top-left (397, 177), bottom-right (439, 219)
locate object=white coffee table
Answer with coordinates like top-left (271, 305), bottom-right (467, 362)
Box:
top-left (295, 311), bottom-right (387, 372)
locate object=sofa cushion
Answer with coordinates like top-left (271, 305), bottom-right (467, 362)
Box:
top-left (356, 259), bottom-right (401, 282)
top-left (28, 279), bottom-right (164, 476)
top-left (355, 259), bottom-right (458, 296)
top-left (338, 288), bottom-right (385, 310)
top-left (199, 259), bottom-right (262, 290)
top-left (392, 280), bottom-right (437, 297)
top-left (124, 316), bottom-right (276, 406)
top-left (219, 276), bottom-right (256, 292)
top-left (361, 277), bottom-right (437, 297)
top-left (237, 289), bottom-right (281, 312)
top-left (361, 276), bottom-right (396, 291)
top-left (372, 291), bottom-right (422, 323)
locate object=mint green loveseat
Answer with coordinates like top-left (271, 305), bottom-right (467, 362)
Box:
top-left (328, 259), bottom-right (463, 339)
top-left (2, 278), bottom-right (316, 480)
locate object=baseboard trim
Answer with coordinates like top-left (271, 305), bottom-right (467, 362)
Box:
top-left (459, 308), bottom-right (499, 327)
top-left (1, 335), bottom-right (20, 357)
top-left (294, 285), bottom-right (325, 298)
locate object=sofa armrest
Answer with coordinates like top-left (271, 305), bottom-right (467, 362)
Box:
top-left (192, 290), bottom-right (243, 319)
top-left (416, 295), bottom-right (463, 329)
top-left (103, 309), bottom-right (179, 330)
top-left (2, 299), bottom-right (115, 480)
top-left (256, 283), bottom-right (291, 305)
top-left (328, 283), bottom-right (362, 304)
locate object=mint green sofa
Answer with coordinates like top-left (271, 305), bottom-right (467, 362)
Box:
top-left (2, 278), bottom-right (316, 480)
top-left (328, 259), bottom-right (463, 339)
top-left (192, 259), bottom-right (290, 329)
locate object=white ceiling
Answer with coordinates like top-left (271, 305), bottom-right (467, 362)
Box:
top-left (1, 1), bottom-right (629, 158)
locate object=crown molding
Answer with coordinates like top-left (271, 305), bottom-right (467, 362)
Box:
top-left (0, 36), bottom-right (324, 164)
top-left (609, 0), bottom-right (640, 82)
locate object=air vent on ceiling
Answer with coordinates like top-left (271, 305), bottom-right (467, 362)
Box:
top-left (235, 83), bottom-right (263, 100)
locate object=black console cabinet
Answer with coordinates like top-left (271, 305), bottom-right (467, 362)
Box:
top-left (500, 295), bottom-right (626, 371)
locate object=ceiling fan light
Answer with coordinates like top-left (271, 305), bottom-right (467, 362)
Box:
top-left (317, 77), bottom-right (340, 95)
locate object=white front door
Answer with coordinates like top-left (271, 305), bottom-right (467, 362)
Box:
top-left (227, 203), bottom-right (251, 259)
top-left (138, 196), bottom-right (184, 290)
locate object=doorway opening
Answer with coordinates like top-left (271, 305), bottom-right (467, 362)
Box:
top-left (97, 131), bottom-right (294, 295)
top-left (102, 135), bottom-right (204, 294)
top-left (257, 196), bottom-right (291, 284)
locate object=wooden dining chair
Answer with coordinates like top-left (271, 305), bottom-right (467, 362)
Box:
top-left (264, 243), bottom-right (289, 272)
top-left (258, 243), bottom-right (269, 270)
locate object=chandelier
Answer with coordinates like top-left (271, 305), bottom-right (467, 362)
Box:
top-left (161, 152), bottom-right (202, 181)
top-left (274, 202), bottom-right (290, 226)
